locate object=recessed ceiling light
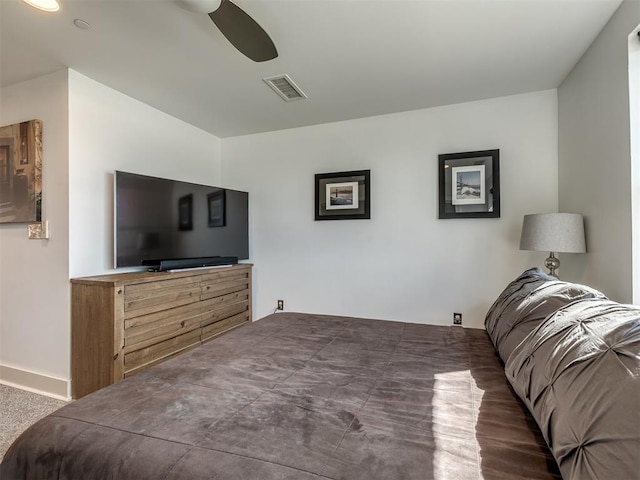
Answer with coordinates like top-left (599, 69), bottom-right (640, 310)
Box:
top-left (22, 0), bottom-right (60, 12)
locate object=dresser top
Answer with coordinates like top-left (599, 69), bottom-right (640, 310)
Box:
top-left (71, 263), bottom-right (253, 286)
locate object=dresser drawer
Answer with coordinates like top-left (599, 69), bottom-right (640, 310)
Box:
top-left (201, 271), bottom-right (250, 300)
top-left (124, 277), bottom-right (200, 315)
top-left (202, 311), bottom-right (250, 342)
top-left (124, 328), bottom-right (201, 373)
top-left (201, 294), bottom-right (249, 327)
top-left (124, 301), bottom-right (204, 354)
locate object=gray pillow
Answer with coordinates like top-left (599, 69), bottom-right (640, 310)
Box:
top-left (504, 299), bottom-right (640, 480)
top-left (484, 268), bottom-right (606, 362)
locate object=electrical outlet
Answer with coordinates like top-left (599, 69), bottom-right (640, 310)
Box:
top-left (277, 300), bottom-right (284, 311)
top-left (453, 313), bottom-right (462, 325)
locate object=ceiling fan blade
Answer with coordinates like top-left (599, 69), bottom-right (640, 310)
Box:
top-left (209, 0), bottom-right (278, 62)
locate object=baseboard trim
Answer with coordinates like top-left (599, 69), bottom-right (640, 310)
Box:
top-left (0, 364), bottom-right (70, 400)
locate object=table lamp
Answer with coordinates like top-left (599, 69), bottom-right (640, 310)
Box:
top-left (519, 213), bottom-right (586, 277)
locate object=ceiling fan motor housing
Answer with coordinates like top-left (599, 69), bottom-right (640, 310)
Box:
top-left (177, 0), bottom-right (222, 14)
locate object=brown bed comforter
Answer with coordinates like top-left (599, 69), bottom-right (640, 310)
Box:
top-left (1, 312), bottom-right (559, 479)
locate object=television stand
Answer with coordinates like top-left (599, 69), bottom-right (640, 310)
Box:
top-left (71, 263), bottom-right (252, 398)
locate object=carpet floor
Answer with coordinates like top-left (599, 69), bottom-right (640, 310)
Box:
top-left (0, 384), bottom-right (67, 460)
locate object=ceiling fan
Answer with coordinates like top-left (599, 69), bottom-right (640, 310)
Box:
top-left (178, 0), bottom-right (278, 62)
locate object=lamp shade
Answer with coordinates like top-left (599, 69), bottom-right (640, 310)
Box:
top-left (519, 213), bottom-right (586, 253)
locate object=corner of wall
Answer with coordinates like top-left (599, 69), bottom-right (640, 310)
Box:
top-left (557, 3), bottom-right (639, 301)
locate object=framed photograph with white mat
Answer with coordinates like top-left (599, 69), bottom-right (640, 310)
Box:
top-left (315, 170), bottom-right (370, 220)
top-left (438, 149), bottom-right (500, 219)
top-left (451, 165), bottom-right (485, 206)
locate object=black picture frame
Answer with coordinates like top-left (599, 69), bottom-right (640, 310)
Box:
top-left (207, 189), bottom-right (226, 227)
top-left (438, 149), bottom-right (500, 219)
top-left (178, 194), bottom-right (193, 230)
top-left (315, 169), bottom-right (370, 221)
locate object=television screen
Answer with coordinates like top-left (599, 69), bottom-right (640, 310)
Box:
top-left (114, 171), bottom-right (249, 268)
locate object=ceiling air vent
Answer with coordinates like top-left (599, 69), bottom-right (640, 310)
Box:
top-left (263, 74), bottom-right (307, 102)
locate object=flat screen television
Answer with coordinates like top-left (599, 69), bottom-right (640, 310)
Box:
top-left (114, 171), bottom-right (249, 270)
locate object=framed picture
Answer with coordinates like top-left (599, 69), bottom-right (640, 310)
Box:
top-left (0, 119), bottom-right (43, 224)
top-left (178, 194), bottom-right (193, 230)
top-left (315, 170), bottom-right (370, 220)
top-left (207, 189), bottom-right (226, 227)
top-left (451, 165), bottom-right (485, 205)
top-left (326, 181), bottom-right (359, 210)
top-left (438, 149), bottom-right (500, 219)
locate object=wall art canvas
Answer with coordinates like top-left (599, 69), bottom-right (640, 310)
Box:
top-left (0, 119), bottom-right (43, 223)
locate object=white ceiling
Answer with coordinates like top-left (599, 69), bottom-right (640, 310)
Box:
top-left (0, 0), bottom-right (622, 138)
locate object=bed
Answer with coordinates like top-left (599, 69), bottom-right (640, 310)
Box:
top-left (1, 310), bottom-right (560, 479)
top-left (5, 267), bottom-right (639, 479)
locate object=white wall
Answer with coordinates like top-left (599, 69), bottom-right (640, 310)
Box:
top-left (222, 90), bottom-right (559, 328)
top-left (558, 1), bottom-right (640, 302)
top-left (0, 70), bottom-right (70, 397)
top-left (1, 70), bottom-right (223, 398)
top-left (68, 70), bottom-right (223, 278)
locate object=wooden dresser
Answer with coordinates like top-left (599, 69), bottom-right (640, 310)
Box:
top-left (71, 264), bottom-right (252, 399)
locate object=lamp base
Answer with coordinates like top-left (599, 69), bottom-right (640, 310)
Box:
top-left (545, 252), bottom-right (560, 278)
